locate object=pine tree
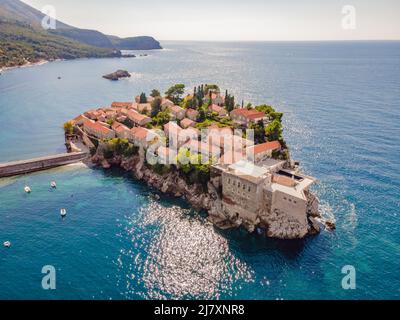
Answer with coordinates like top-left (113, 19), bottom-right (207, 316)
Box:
top-left (140, 92), bottom-right (147, 103)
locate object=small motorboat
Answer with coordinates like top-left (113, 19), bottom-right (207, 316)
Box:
top-left (3, 241), bottom-right (11, 248)
top-left (256, 227), bottom-right (265, 235)
top-left (24, 186), bottom-right (32, 193)
top-left (60, 208), bottom-right (67, 218)
top-left (150, 194), bottom-right (161, 201)
top-left (51, 181), bottom-right (57, 189)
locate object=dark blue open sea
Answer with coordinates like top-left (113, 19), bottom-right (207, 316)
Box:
top-left (0, 41), bottom-right (399, 300)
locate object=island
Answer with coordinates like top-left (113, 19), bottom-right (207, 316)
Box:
top-left (64, 84), bottom-right (325, 239)
top-left (103, 70), bottom-right (131, 81)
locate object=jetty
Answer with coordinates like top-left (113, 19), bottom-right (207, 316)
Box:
top-left (0, 152), bottom-right (88, 178)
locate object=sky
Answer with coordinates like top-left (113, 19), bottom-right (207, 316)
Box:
top-left (22, 0), bottom-right (400, 41)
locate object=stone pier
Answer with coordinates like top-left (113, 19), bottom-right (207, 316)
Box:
top-left (0, 152), bottom-right (88, 178)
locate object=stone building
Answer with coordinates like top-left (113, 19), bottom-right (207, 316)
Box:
top-left (217, 159), bottom-right (315, 237)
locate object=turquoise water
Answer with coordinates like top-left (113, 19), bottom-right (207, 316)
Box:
top-left (0, 41), bottom-right (399, 299)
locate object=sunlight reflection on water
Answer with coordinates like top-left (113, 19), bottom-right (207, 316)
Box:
top-left (117, 200), bottom-right (254, 299)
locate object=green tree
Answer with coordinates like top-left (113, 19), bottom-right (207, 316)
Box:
top-left (265, 119), bottom-right (283, 142)
top-left (63, 121), bottom-right (74, 135)
top-left (150, 89), bottom-right (161, 98)
top-left (151, 96), bottom-right (162, 117)
top-left (225, 94), bottom-right (235, 112)
top-left (165, 84), bottom-right (185, 104)
top-left (269, 111), bottom-right (283, 122)
top-left (249, 120), bottom-right (266, 144)
top-left (152, 110), bottom-right (171, 127)
top-left (204, 84), bottom-right (219, 95)
top-left (256, 104), bottom-right (275, 114)
top-left (139, 92), bottom-right (147, 103)
top-left (197, 109), bottom-right (206, 122)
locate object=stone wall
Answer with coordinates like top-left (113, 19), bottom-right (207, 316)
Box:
top-left (0, 152), bottom-right (88, 177)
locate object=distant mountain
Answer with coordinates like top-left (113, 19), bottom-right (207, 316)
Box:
top-left (107, 35), bottom-right (163, 50)
top-left (0, 0), bottom-right (162, 68)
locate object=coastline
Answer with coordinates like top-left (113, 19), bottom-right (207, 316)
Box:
top-left (1, 59), bottom-right (49, 72)
top-left (89, 148), bottom-right (323, 239)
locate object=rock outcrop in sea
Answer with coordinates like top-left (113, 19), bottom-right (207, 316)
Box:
top-left (102, 70), bottom-right (131, 81)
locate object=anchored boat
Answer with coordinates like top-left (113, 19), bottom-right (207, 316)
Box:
top-left (24, 185), bottom-right (31, 193)
top-left (60, 208), bottom-right (67, 217)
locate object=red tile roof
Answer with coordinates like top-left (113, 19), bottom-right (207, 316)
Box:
top-left (181, 118), bottom-right (195, 128)
top-left (186, 108), bottom-right (198, 116)
top-left (161, 98), bottom-right (174, 105)
top-left (250, 141), bottom-right (281, 154)
top-left (231, 108), bottom-right (265, 120)
top-left (73, 114), bottom-right (89, 123)
top-left (111, 121), bottom-right (128, 133)
top-left (164, 121), bottom-right (181, 133)
top-left (169, 105), bottom-right (184, 113)
top-left (127, 110), bottom-right (150, 123)
top-left (111, 102), bottom-right (133, 108)
top-left (209, 104), bottom-right (226, 114)
top-left (83, 120), bottom-right (113, 135)
top-left (130, 127), bottom-right (149, 140)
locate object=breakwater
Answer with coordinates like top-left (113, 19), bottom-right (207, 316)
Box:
top-left (0, 152), bottom-right (88, 178)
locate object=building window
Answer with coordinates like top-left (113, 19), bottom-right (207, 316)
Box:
top-left (248, 186), bottom-right (251, 192)
top-left (243, 184), bottom-right (246, 190)
top-left (283, 197), bottom-right (287, 201)
top-left (228, 178), bottom-right (231, 184)
top-left (238, 182), bottom-right (241, 188)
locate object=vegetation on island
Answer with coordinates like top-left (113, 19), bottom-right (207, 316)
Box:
top-left (131, 83), bottom-right (288, 185)
top-left (176, 148), bottom-right (213, 187)
top-left (102, 138), bottom-right (138, 159)
top-left (165, 84), bottom-right (185, 104)
top-left (63, 121), bottom-right (74, 135)
top-left (76, 83), bottom-right (288, 186)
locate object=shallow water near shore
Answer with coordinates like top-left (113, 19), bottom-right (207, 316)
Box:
top-left (0, 41), bottom-right (400, 299)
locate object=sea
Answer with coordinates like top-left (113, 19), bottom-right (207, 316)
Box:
top-left (0, 41), bottom-right (399, 300)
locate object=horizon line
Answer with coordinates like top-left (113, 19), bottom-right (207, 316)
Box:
top-left (156, 39), bottom-right (400, 43)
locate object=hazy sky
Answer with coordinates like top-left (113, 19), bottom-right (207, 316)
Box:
top-left (23, 0), bottom-right (400, 41)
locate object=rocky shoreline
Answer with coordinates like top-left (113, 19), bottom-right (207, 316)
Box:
top-left (91, 145), bottom-right (324, 240)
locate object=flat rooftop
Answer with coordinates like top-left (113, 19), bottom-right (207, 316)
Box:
top-left (226, 160), bottom-right (269, 183)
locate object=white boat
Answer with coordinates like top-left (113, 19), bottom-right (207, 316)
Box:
top-left (60, 208), bottom-right (67, 217)
top-left (51, 181), bottom-right (57, 188)
top-left (3, 241), bottom-right (11, 248)
top-left (24, 186), bottom-right (32, 193)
